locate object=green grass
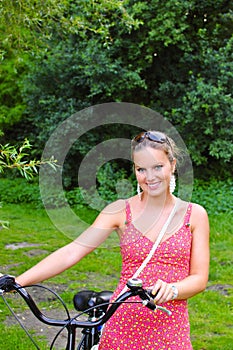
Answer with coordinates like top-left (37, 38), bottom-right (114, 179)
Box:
top-left (1, 204), bottom-right (233, 349)
top-left (189, 213), bottom-right (233, 348)
top-left (0, 325), bottom-right (49, 350)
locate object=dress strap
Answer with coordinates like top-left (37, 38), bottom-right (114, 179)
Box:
top-left (184, 203), bottom-right (192, 228)
top-left (125, 200), bottom-right (132, 225)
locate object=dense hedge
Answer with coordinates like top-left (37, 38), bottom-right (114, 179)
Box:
top-left (0, 177), bottom-right (232, 216)
top-left (191, 179), bottom-right (233, 215)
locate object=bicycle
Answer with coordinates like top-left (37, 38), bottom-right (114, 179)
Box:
top-left (0, 274), bottom-right (171, 350)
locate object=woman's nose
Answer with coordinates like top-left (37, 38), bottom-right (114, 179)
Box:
top-left (145, 169), bottom-right (156, 181)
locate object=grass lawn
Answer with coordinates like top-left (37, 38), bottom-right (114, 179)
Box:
top-left (0, 203), bottom-right (233, 349)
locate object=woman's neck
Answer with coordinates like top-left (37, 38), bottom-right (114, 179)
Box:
top-left (140, 192), bottom-right (176, 210)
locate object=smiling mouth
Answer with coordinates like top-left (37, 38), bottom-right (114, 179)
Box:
top-left (147, 182), bottom-right (161, 189)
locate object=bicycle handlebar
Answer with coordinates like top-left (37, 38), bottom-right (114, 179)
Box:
top-left (0, 274), bottom-right (171, 330)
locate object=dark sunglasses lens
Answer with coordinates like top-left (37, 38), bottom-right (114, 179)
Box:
top-left (133, 132), bottom-right (167, 144)
top-left (147, 133), bottom-right (166, 143)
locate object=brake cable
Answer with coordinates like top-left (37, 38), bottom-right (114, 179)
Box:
top-left (0, 292), bottom-right (41, 349)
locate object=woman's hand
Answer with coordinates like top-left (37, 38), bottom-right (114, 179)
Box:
top-left (151, 279), bottom-right (178, 304)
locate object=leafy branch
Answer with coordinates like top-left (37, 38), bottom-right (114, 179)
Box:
top-left (0, 139), bottom-right (58, 228)
top-left (0, 139), bottom-right (58, 180)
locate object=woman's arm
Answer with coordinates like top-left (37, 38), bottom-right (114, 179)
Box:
top-left (152, 203), bottom-right (210, 303)
top-left (16, 200), bottom-right (125, 286)
top-left (16, 240), bottom-right (94, 286)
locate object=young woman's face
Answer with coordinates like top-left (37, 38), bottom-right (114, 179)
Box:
top-left (133, 147), bottom-right (176, 197)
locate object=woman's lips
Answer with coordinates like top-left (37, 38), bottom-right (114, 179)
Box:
top-left (147, 181), bottom-right (161, 190)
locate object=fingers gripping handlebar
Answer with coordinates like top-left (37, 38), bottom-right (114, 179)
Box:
top-left (126, 278), bottom-right (172, 316)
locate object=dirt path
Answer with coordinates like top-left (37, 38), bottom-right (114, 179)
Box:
top-left (5, 307), bottom-right (85, 349)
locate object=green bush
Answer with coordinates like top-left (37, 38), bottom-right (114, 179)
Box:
top-left (192, 178), bottom-right (233, 215)
top-left (0, 177), bottom-right (232, 217)
top-left (67, 176), bottom-right (233, 216)
top-left (66, 162), bottom-right (135, 209)
top-left (0, 178), bottom-right (42, 207)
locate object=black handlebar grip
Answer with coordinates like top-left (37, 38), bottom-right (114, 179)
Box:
top-left (144, 299), bottom-right (157, 311)
top-left (0, 274), bottom-right (15, 292)
top-left (142, 289), bottom-right (159, 311)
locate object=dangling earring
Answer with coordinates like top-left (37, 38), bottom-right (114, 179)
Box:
top-left (137, 182), bottom-right (142, 200)
top-left (170, 174), bottom-right (176, 194)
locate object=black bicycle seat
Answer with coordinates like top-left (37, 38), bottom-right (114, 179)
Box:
top-left (73, 289), bottom-right (113, 314)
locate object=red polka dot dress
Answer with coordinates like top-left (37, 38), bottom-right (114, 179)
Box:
top-left (99, 201), bottom-right (193, 350)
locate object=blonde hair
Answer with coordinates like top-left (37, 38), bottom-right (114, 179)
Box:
top-left (131, 130), bottom-right (180, 164)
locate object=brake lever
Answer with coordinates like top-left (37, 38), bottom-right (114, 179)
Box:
top-left (143, 289), bottom-right (172, 316)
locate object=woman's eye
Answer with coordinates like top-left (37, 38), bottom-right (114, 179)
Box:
top-left (137, 168), bottom-right (145, 173)
top-left (154, 165), bottom-right (163, 170)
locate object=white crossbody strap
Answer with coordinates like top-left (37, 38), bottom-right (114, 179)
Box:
top-left (119, 199), bottom-right (178, 295)
top-left (132, 199), bottom-right (178, 279)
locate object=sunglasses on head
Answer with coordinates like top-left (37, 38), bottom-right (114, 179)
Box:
top-left (132, 131), bottom-right (170, 146)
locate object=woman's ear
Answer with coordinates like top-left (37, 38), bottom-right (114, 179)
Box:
top-left (171, 159), bottom-right (176, 173)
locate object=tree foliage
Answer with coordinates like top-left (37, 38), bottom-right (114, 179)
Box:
top-left (0, 0), bottom-right (232, 182)
top-left (0, 0), bottom-right (140, 131)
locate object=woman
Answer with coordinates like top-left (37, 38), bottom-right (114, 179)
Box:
top-left (16, 131), bottom-right (209, 349)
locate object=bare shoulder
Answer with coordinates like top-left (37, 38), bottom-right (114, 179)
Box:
top-left (191, 202), bottom-right (209, 218)
top-left (101, 199), bottom-right (126, 215)
top-left (94, 199), bottom-right (127, 228)
top-left (190, 202), bottom-right (209, 231)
